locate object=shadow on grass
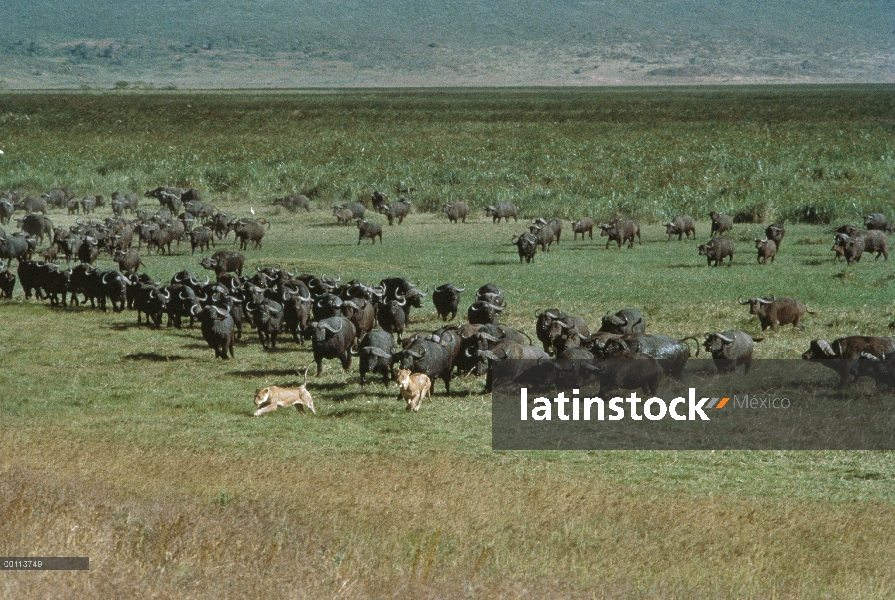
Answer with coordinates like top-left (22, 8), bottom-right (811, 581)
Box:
top-left (470, 260), bottom-right (512, 266)
top-left (666, 263), bottom-right (703, 269)
top-left (108, 321), bottom-right (159, 330)
top-left (229, 368), bottom-right (307, 379)
top-left (308, 222), bottom-right (352, 229)
top-left (124, 352), bottom-right (187, 362)
top-left (804, 258), bottom-right (836, 266)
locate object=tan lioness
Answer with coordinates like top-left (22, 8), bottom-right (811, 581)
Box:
top-left (253, 365), bottom-right (315, 416)
top-left (396, 369), bottom-right (431, 412)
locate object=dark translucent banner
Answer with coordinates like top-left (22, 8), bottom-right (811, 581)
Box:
top-left (491, 360), bottom-right (895, 450)
top-left (0, 557), bottom-right (89, 570)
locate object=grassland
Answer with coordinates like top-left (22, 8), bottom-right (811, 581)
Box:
top-left (2, 87), bottom-right (895, 598)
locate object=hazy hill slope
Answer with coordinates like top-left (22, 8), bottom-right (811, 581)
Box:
top-left (1, 0), bottom-right (892, 87)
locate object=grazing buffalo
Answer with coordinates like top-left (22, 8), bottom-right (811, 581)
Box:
top-left (600, 310), bottom-right (645, 335)
top-left (698, 237), bottom-right (735, 267)
top-left (280, 284), bottom-right (312, 344)
top-left (535, 217), bottom-right (563, 245)
top-left (592, 334), bottom-right (695, 380)
top-left (17, 260), bottom-right (47, 300)
top-left (442, 202), bottom-right (469, 223)
top-left (529, 221), bottom-right (556, 252)
top-left (802, 336), bottom-right (895, 387)
top-left (665, 215), bottom-right (696, 241)
top-left (79, 196), bottom-right (96, 214)
top-left (134, 284), bottom-right (170, 328)
top-left (76, 237), bottom-right (100, 265)
top-left (754, 238), bottom-right (777, 264)
top-left (834, 234), bottom-right (864, 265)
top-left (41, 188), bottom-right (74, 208)
top-left (0, 232), bottom-right (34, 262)
top-left (864, 213), bottom-right (888, 231)
top-left (739, 296), bottom-right (814, 331)
top-left (341, 297), bottom-right (376, 344)
top-left (476, 283), bottom-right (505, 306)
top-left (599, 219), bottom-right (640, 249)
top-left (591, 354), bottom-right (664, 397)
top-left (765, 223), bottom-right (786, 249)
top-left (471, 342), bottom-right (550, 392)
top-left (100, 270), bottom-right (129, 312)
top-left (432, 283), bottom-right (465, 321)
top-left (189, 226), bottom-right (215, 255)
top-left (468, 300), bottom-right (504, 325)
top-left (273, 195), bottom-right (311, 212)
top-left (18, 196), bottom-right (48, 214)
top-left (232, 219), bottom-right (269, 250)
top-left (194, 305), bottom-right (236, 359)
top-left (332, 202), bottom-right (366, 220)
top-left (535, 309), bottom-right (589, 355)
top-left (357, 219), bottom-right (383, 244)
top-left (111, 191), bottom-right (139, 215)
top-left (703, 331), bottom-right (758, 374)
top-left (247, 299), bottom-right (284, 350)
top-left (512, 232), bottom-right (538, 263)
top-left (377, 296), bottom-right (407, 342)
top-left (201, 250), bottom-right (246, 277)
top-left (572, 217), bottom-right (594, 240)
top-left (0, 200), bottom-right (13, 225)
top-left (370, 191), bottom-right (389, 210)
top-left (709, 211), bottom-right (733, 237)
top-left (399, 338), bottom-right (455, 395)
top-left (310, 317), bottom-right (357, 376)
top-left (0, 261), bottom-right (15, 298)
top-left (377, 198), bottom-right (411, 225)
top-left (356, 330), bottom-right (397, 390)
top-left (18, 214), bottom-right (53, 245)
top-left (855, 353), bottom-right (895, 389)
top-left (838, 226), bottom-right (888, 260)
top-left (484, 202), bottom-right (518, 223)
top-left (380, 277), bottom-right (427, 321)
top-left (535, 308), bottom-right (587, 352)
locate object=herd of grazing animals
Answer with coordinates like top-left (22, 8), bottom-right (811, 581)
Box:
top-left (3, 185), bottom-right (895, 410)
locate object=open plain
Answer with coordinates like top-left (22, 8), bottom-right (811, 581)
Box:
top-left (1, 87), bottom-right (895, 598)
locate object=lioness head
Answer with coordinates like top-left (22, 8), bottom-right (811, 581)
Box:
top-left (254, 387), bottom-right (273, 406)
top-left (396, 369), bottom-right (412, 389)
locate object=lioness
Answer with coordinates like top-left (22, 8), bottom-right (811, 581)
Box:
top-left (253, 365), bottom-right (315, 416)
top-left (396, 369), bottom-right (431, 412)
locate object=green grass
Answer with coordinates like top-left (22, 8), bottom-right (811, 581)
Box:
top-left (2, 87), bottom-right (895, 598)
top-left (1, 85), bottom-right (893, 222)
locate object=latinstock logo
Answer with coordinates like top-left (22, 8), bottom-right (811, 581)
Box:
top-left (491, 359), bottom-right (890, 450)
top-left (519, 388), bottom-right (730, 422)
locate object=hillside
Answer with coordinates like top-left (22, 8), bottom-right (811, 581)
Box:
top-left (0, 0), bottom-right (892, 88)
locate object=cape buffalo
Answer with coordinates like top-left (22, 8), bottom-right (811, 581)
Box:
top-left (802, 336), bottom-right (895, 387)
top-left (484, 202), bottom-right (518, 223)
top-left (698, 237), bottom-right (734, 267)
top-left (703, 330), bottom-right (758, 374)
top-left (739, 296), bottom-right (814, 331)
top-left (754, 238), bottom-right (777, 264)
top-left (572, 217), bottom-right (594, 240)
top-left (709, 211), bottom-right (733, 237)
top-left (442, 202), bottom-right (469, 223)
top-left (665, 215), bottom-right (696, 241)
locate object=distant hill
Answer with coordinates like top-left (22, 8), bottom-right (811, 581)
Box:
top-left (1, 0), bottom-right (892, 88)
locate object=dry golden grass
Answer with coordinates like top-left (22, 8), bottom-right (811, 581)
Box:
top-left (3, 433), bottom-right (895, 598)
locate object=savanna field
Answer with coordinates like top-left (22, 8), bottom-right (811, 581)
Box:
top-left (1, 86), bottom-right (895, 598)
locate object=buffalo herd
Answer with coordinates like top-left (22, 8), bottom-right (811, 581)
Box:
top-left (3, 185), bottom-right (895, 405)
